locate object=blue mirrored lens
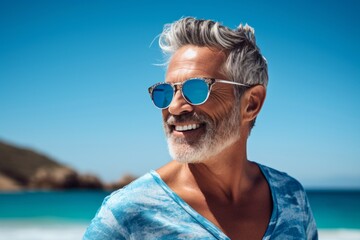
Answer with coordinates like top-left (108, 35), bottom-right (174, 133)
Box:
top-left (182, 79), bottom-right (209, 104)
top-left (152, 84), bottom-right (174, 108)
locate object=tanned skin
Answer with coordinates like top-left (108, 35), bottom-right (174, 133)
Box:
top-left (157, 45), bottom-right (271, 240)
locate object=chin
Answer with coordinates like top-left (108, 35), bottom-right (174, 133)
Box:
top-left (167, 134), bottom-right (240, 164)
top-left (167, 140), bottom-right (203, 163)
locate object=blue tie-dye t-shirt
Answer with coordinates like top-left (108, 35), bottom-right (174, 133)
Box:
top-left (83, 163), bottom-right (318, 239)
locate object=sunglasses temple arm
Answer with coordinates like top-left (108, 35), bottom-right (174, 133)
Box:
top-left (215, 79), bottom-right (250, 87)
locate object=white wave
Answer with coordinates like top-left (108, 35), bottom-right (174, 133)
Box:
top-left (0, 222), bottom-right (88, 240)
top-left (319, 229), bottom-right (360, 240)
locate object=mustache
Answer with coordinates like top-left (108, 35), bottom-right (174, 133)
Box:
top-left (166, 112), bottom-right (212, 125)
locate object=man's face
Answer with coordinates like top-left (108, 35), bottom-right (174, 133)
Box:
top-left (162, 45), bottom-right (242, 163)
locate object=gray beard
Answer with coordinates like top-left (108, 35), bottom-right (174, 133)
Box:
top-left (163, 104), bottom-right (241, 163)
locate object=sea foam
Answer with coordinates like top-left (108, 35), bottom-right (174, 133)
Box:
top-left (0, 221), bottom-right (88, 240)
top-left (319, 229), bottom-right (360, 240)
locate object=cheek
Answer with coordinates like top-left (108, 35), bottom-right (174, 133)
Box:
top-left (200, 88), bottom-right (235, 123)
top-left (162, 109), bottom-right (169, 122)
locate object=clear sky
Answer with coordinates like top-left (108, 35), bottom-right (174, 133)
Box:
top-left (1, 0), bottom-right (359, 188)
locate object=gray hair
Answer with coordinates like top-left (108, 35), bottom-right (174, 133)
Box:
top-left (158, 17), bottom-right (268, 130)
top-left (159, 17), bottom-right (268, 87)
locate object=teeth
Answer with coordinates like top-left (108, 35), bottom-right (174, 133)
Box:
top-left (175, 124), bottom-right (200, 132)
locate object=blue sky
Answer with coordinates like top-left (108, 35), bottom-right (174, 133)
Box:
top-left (1, 0), bottom-right (359, 188)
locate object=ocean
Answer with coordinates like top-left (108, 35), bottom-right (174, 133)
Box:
top-left (0, 190), bottom-right (359, 240)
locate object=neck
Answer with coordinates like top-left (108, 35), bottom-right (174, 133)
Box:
top-left (182, 139), bottom-right (255, 203)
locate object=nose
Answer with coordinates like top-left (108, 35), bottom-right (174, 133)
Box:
top-left (168, 90), bottom-right (194, 115)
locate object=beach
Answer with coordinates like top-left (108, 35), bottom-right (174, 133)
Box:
top-left (0, 190), bottom-right (359, 239)
top-left (1, 221), bottom-right (360, 240)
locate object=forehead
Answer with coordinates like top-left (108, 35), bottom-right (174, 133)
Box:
top-left (166, 45), bottom-right (227, 83)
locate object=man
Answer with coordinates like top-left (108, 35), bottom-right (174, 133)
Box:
top-left (84, 17), bottom-right (318, 239)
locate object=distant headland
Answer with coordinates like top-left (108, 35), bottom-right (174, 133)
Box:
top-left (0, 140), bottom-right (136, 191)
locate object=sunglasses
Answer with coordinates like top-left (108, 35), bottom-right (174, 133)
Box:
top-left (148, 77), bottom-right (251, 109)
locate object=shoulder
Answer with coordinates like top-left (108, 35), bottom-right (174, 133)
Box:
top-left (105, 171), bottom-right (163, 210)
top-left (257, 163), bottom-right (305, 195)
top-left (258, 163), bottom-right (310, 221)
top-left (83, 172), bottom-right (166, 239)
top-left (258, 163), bottom-right (318, 239)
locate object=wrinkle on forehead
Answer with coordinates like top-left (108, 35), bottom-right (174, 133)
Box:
top-left (166, 46), bottom-right (228, 82)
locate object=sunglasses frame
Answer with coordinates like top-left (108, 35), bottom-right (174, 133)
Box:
top-left (148, 77), bottom-right (251, 109)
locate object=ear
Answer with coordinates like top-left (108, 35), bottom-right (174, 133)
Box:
top-left (241, 85), bottom-right (266, 125)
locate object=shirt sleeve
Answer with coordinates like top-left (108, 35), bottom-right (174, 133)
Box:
top-left (303, 191), bottom-right (318, 240)
top-left (83, 195), bottom-right (128, 240)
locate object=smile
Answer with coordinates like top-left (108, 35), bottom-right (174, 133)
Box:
top-left (174, 124), bottom-right (201, 132)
